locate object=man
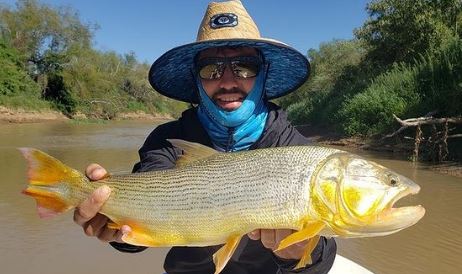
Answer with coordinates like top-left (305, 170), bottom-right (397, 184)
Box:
top-left (74, 1), bottom-right (336, 273)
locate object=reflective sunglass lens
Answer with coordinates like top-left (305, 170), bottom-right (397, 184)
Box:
top-left (199, 63), bottom-right (224, 80)
top-left (196, 56), bottom-right (262, 80)
top-left (231, 61), bottom-right (259, 78)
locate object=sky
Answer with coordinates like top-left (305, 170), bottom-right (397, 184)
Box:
top-left (2, 0), bottom-right (371, 64)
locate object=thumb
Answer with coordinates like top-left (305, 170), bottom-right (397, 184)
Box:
top-left (86, 163), bottom-right (108, 181)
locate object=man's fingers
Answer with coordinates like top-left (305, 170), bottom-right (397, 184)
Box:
top-left (247, 229), bottom-right (261, 240)
top-left (85, 163), bottom-right (108, 181)
top-left (74, 186), bottom-right (111, 225)
top-left (260, 229), bottom-right (276, 249)
top-left (99, 225), bottom-right (132, 243)
top-left (97, 226), bottom-right (120, 242)
top-left (274, 230), bottom-right (309, 260)
top-left (83, 214), bottom-right (108, 236)
top-left (275, 229), bottom-right (293, 248)
top-left (114, 225), bottom-right (132, 243)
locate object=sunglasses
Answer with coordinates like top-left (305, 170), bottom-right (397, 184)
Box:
top-left (195, 56), bottom-right (263, 80)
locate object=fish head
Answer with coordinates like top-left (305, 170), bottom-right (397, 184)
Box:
top-left (312, 153), bottom-right (425, 237)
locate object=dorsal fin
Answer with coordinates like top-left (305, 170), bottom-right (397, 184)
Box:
top-left (167, 139), bottom-right (218, 166)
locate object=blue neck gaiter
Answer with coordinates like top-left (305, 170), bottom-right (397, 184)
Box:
top-left (196, 68), bottom-right (268, 152)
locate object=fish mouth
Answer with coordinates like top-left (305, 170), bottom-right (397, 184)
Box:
top-left (371, 182), bottom-right (425, 235)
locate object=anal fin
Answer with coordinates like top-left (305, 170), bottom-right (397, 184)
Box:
top-left (213, 235), bottom-right (242, 274)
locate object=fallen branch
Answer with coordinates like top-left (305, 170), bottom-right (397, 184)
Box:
top-left (394, 116), bottom-right (462, 126)
top-left (89, 100), bottom-right (111, 104)
top-left (383, 113), bottom-right (462, 162)
top-left (382, 114), bottom-right (462, 140)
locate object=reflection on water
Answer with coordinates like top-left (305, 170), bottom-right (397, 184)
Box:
top-left (0, 121), bottom-right (461, 274)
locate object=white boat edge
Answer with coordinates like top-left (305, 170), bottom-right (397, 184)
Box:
top-left (329, 255), bottom-right (374, 274)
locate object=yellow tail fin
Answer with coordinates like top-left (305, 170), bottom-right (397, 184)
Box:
top-left (19, 148), bottom-right (83, 218)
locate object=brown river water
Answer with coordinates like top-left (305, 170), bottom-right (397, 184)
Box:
top-left (0, 121), bottom-right (461, 274)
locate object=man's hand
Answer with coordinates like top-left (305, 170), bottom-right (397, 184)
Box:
top-left (248, 229), bottom-right (308, 260)
top-left (73, 163), bottom-right (131, 243)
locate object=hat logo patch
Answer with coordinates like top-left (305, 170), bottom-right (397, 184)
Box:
top-left (210, 13), bottom-right (238, 29)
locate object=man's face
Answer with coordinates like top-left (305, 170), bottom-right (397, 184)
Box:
top-left (197, 47), bottom-right (259, 111)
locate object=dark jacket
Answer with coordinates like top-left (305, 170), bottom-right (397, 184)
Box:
top-left (111, 102), bottom-right (336, 274)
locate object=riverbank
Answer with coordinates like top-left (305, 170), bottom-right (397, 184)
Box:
top-left (0, 106), bottom-right (68, 123)
top-left (2, 112), bottom-right (460, 178)
top-left (0, 106), bottom-right (172, 123)
top-left (296, 124), bottom-right (462, 178)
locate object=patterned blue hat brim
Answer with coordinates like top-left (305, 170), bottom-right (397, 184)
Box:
top-left (148, 39), bottom-right (310, 104)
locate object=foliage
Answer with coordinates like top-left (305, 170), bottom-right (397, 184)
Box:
top-left (355, 0), bottom-right (461, 71)
top-left (0, 0), bottom-right (93, 64)
top-left (43, 72), bottom-right (76, 116)
top-left (340, 66), bottom-right (420, 136)
top-left (340, 39), bottom-right (462, 136)
top-left (0, 0), bottom-right (186, 118)
top-left (0, 38), bottom-right (50, 109)
top-left (278, 39), bottom-right (367, 126)
top-left (280, 0), bottom-right (462, 142)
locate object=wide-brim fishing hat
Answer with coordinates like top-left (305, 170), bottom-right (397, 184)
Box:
top-left (149, 0), bottom-right (310, 104)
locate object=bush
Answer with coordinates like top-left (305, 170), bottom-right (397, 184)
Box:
top-left (0, 40), bottom-right (51, 110)
top-left (43, 72), bottom-right (77, 116)
top-left (340, 39), bottom-right (462, 136)
top-left (280, 39), bottom-right (367, 127)
top-left (0, 40), bottom-right (40, 96)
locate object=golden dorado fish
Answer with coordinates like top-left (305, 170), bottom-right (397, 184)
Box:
top-left (20, 139), bottom-right (425, 273)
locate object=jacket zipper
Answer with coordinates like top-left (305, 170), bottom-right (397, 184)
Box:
top-left (225, 127), bottom-right (235, 152)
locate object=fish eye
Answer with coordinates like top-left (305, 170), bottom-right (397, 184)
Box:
top-left (386, 173), bottom-right (399, 186)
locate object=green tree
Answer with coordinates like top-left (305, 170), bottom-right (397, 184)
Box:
top-left (0, 38), bottom-right (50, 109)
top-left (0, 0), bottom-right (185, 118)
top-left (0, 0), bottom-right (94, 63)
top-left (355, 0), bottom-right (461, 71)
top-left (340, 39), bottom-right (462, 136)
top-left (279, 39), bottom-right (367, 126)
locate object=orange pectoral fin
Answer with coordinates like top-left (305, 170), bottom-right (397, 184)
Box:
top-left (22, 187), bottom-right (71, 218)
